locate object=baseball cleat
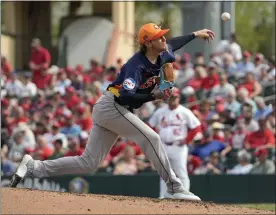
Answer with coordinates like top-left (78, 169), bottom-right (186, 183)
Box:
top-left (9, 154), bottom-right (33, 188)
top-left (164, 190), bottom-right (201, 201)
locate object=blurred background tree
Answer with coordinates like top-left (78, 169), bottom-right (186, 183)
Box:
top-left (135, 2), bottom-right (275, 58)
top-left (134, 2), bottom-right (181, 49)
top-left (235, 2), bottom-right (275, 58)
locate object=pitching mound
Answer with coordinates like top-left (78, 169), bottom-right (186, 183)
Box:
top-left (1, 188), bottom-right (273, 214)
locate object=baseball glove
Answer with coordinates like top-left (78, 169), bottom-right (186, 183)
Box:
top-left (159, 63), bottom-right (176, 90)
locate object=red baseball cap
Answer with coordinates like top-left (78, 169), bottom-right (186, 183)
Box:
top-left (183, 53), bottom-right (191, 61)
top-left (65, 66), bottom-right (73, 73)
top-left (1, 98), bottom-right (9, 107)
top-left (138, 23), bottom-right (169, 45)
top-left (255, 53), bottom-right (264, 61)
top-left (76, 64), bottom-right (84, 72)
top-left (171, 88), bottom-right (181, 97)
top-left (243, 51), bottom-right (251, 57)
top-left (78, 106), bottom-right (86, 114)
top-left (66, 114), bottom-right (74, 120)
top-left (52, 122), bottom-right (60, 128)
top-left (66, 86), bottom-right (75, 93)
top-left (255, 148), bottom-right (268, 157)
top-left (216, 103), bottom-right (225, 113)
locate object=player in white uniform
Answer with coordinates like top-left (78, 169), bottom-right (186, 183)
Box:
top-left (148, 88), bottom-right (202, 198)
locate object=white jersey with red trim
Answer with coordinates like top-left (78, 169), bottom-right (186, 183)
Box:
top-left (148, 104), bottom-right (200, 143)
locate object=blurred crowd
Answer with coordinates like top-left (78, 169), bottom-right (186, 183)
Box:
top-left (1, 33), bottom-right (275, 177)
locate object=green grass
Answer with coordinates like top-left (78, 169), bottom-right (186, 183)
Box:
top-left (237, 204), bottom-right (276, 211)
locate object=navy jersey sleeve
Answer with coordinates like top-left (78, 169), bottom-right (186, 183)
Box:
top-left (160, 44), bottom-right (176, 65)
top-left (117, 64), bottom-right (154, 105)
top-left (167, 33), bottom-right (196, 52)
top-left (119, 63), bottom-right (142, 96)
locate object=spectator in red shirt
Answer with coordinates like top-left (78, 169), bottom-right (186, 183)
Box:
top-left (187, 155), bottom-right (202, 175)
top-left (30, 135), bottom-right (54, 160)
top-left (76, 105), bottom-right (93, 132)
top-left (65, 137), bottom-right (84, 157)
top-left (9, 107), bottom-right (29, 129)
top-left (211, 122), bottom-right (225, 142)
top-left (202, 62), bottom-right (219, 97)
top-left (19, 97), bottom-right (31, 112)
top-left (29, 38), bottom-right (51, 89)
top-left (83, 91), bottom-right (98, 107)
top-left (127, 141), bottom-right (145, 160)
top-left (238, 72), bottom-right (262, 98)
top-left (109, 138), bottom-right (127, 158)
top-left (187, 65), bottom-right (205, 92)
top-left (88, 58), bottom-right (103, 81)
top-left (64, 87), bottom-right (81, 111)
top-left (107, 66), bottom-right (118, 82)
top-left (1, 56), bottom-right (13, 77)
top-left (34, 122), bottom-right (49, 136)
top-left (244, 117), bottom-right (275, 150)
top-left (75, 64), bottom-right (84, 74)
top-left (54, 101), bottom-right (71, 118)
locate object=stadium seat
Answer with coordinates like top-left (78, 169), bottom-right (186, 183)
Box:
top-left (195, 89), bottom-right (203, 100)
top-left (263, 83), bottom-right (276, 97)
top-left (224, 149), bottom-right (239, 169)
top-left (228, 75), bottom-right (237, 85)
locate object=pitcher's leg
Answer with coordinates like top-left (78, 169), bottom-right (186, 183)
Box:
top-left (102, 103), bottom-right (184, 194)
top-left (33, 124), bottom-right (118, 178)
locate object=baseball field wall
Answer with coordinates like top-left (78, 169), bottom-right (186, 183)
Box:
top-left (1, 173), bottom-right (275, 204)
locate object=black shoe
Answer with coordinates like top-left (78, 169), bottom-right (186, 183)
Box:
top-left (9, 155), bottom-right (33, 188)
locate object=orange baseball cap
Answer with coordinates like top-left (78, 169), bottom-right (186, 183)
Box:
top-left (138, 23), bottom-right (170, 45)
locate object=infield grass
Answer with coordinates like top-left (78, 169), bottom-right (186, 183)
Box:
top-left (237, 203), bottom-right (276, 211)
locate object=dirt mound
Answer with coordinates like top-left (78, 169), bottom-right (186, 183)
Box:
top-left (1, 188), bottom-right (273, 214)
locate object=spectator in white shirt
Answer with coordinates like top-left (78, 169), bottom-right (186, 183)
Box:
top-left (5, 73), bottom-right (23, 97)
top-left (175, 57), bottom-right (195, 90)
top-left (12, 122), bottom-right (36, 150)
top-left (224, 91), bottom-right (242, 117)
top-left (210, 74), bottom-right (236, 99)
top-left (231, 122), bottom-right (248, 149)
top-left (229, 33), bottom-right (242, 62)
top-left (253, 53), bottom-right (270, 81)
top-left (236, 51), bottom-right (255, 77)
top-left (54, 70), bottom-right (71, 95)
top-left (237, 104), bottom-right (259, 133)
top-left (18, 74), bottom-right (37, 98)
top-left (222, 53), bottom-right (237, 75)
top-left (267, 57), bottom-right (275, 81)
top-left (227, 150), bottom-right (253, 174)
top-left (8, 131), bottom-right (28, 162)
top-left (44, 122), bottom-right (68, 149)
top-left (236, 88), bottom-right (257, 114)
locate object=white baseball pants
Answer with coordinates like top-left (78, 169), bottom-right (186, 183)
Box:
top-left (159, 143), bottom-right (190, 198)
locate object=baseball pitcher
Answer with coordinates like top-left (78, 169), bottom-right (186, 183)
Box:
top-left (10, 23), bottom-right (214, 201)
top-left (148, 88), bottom-right (203, 199)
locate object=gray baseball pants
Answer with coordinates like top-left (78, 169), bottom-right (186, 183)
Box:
top-left (32, 91), bottom-right (184, 194)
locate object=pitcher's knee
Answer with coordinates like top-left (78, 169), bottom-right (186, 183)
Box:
top-left (149, 132), bottom-right (161, 144)
top-left (79, 154), bottom-right (97, 172)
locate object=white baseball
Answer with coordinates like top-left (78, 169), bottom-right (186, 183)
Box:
top-left (221, 12), bottom-right (231, 21)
